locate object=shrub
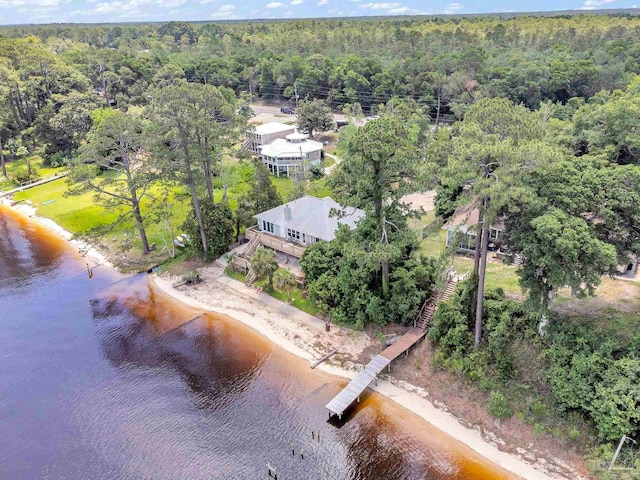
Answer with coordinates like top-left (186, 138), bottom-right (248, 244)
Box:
top-left (488, 391), bottom-right (513, 419)
top-left (46, 151), bottom-right (71, 167)
top-left (12, 166), bottom-right (40, 185)
top-left (182, 199), bottom-right (234, 259)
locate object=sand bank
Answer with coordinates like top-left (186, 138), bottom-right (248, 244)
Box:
top-left (0, 198), bottom-right (115, 271)
top-left (153, 266), bottom-right (583, 480)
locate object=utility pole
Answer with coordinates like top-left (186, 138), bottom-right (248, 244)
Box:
top-left (294, 83), bottom-right (299, 108)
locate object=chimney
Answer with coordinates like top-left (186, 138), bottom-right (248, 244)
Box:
top-left (284, 204), bottom-right (292, 221)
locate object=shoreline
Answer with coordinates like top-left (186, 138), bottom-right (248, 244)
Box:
top-left (1, 198), bottom-right (583, 480)
top-left (0, 198), bottom-right (116, 272)
top-left (152, 269), bottom-right (580, 480)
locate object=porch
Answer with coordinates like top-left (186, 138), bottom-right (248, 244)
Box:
top-left (245, 225), bottom-right (308, 259)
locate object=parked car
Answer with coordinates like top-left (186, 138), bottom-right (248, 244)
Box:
top-left (280, 107), bottom-right (295, 114)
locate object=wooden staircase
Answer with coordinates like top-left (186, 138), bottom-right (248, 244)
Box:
top-left (245, 267), bottom-right (257, 286)
top-left (440, 277), bottom-right (458, 302)
top-left (414, 273), bottom-right (460, 330)
top-left (241, 234), bottom-right (261, 258)
top-left (513, 252), bottom-right (524, 266)
top-left (242, 138), bottom-right (254, 151)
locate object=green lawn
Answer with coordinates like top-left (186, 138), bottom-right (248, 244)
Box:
top-left (322, 156), bottom-right (335, 168)
top-left (14, 177), bottom-right (192, 250)
top-left (418, 227), bottom-right (522, 294)
top-left (0, 156), bottom-right (66, 190)
top-left (225, 266), bottom-right (319, 316)
top-left (12, 165), bottom-right (333, 260)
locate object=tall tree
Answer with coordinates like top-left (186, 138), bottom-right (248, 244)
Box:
top-left (68, 110), bottom-right (154, 254)
top-left (296, 99), bottom-right (335, 139)
top-left (148, 83), bottom-right (242, 255)
top-left (432, 98), bottom-right (559, 346)
top-left (330, 118), bottom-right (420, 297)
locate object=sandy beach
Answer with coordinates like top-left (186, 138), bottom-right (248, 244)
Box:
top-left (1, 198), bottom-right (584, 480)
top-left (153, 265), bottom-right (582, 480)
top-left (0, 198), bottom-right (115, 271)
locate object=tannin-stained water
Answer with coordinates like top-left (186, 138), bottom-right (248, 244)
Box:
top-left (0, 206), bottom-right (516, 479)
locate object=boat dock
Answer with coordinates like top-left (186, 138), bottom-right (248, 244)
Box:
top-left (325, 269), bottom-right (465, 420)
top-left (325, 327), bottom-right (427, 419)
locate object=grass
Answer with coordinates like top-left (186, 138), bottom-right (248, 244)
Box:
top-left (12, 160), bottom-right (333, 249)
top-left (225, 266), bottom-right (319, 316)
top-left (322, 156), bottom-right (335, 168)
top-left (14, 177), bottom-right (192, 250)
top-left (0, 156), bottom-right (66, 190)
top-left (418, 227), bottom-right (522, 294)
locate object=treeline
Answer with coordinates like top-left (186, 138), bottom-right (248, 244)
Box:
top-left (3, 14), bottom-right (640, 125)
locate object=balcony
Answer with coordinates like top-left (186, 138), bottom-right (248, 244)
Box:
top-left (245, 226), bottom-right (307, 259)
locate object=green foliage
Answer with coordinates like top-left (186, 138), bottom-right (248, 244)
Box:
top-left (182, 199), bottom-right (234, 259)
top-left (273, 268), bottom-right (297, 300)
top-left (296, 99), bottom-right (335, 138)
top-left (251, 247), bottom-right (278, 288)
top-left (488, 391), bottom-right (513, 419)
top-left (432, 276), bottom-right (640, 442)
top-left (12, 165), bottom-right (39, 185)
top-left (301, 219), bottom-right (438, 328)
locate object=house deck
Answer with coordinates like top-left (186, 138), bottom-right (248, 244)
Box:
top-left (245, 226), bottom-right (307, 258)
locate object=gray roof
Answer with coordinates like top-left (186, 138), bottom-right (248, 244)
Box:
top-left (254, 196), bottom-right (365, 241)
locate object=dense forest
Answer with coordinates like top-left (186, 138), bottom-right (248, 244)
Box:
top-left (2, 14), bottom-right (640, 477)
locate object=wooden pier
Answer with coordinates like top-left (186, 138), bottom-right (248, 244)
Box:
top-left (325, 327), bottom-right (427, 419)
top-left (325, 270), bottom-right (465, 420)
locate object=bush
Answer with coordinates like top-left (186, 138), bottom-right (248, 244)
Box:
top-left (488, 391), bottom-right (513, 419)
top-left (46, 151), bottom-right (71, 167)
top-left (12, 166), bottom-right (40, 185)
top-left (182, 199), bottom-right (234, 259)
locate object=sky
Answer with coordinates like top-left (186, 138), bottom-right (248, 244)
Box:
top-left (0, 0), bottom-right (638, 26)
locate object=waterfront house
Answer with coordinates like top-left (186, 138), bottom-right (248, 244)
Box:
top-left (243, 122), bottom-right (323, 177)
top-left (253, 195), bottom-right (364, 247)
top-left (442, 203), bottom-right (504, 252)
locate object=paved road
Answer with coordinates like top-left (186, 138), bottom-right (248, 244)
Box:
top-left (250, 103), bottom-right (347, 123)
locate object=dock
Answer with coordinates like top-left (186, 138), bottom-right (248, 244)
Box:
top-left (325, 327), bottom-right (426, 419)
top-left (325, 269), bottom-right (465, 420)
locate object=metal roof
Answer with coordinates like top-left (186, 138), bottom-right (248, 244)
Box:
top-left (254, 196), bottom-right (365, 241)
top-left (259, 137), bottom-right (323, 158)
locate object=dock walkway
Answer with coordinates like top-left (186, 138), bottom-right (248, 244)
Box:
top-left (325, 270), bottom-right (464, 420)
top-left (325, 327), bottom-right (427, 419)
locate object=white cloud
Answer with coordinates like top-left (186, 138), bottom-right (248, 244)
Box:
top-left (361, 2), bottom-right (402, 8)
top-left (211, 2), bottom-right (237, 16)
top-left (580, 0), bottom-right (614, 7)
top-left (317, 0), bottom-right (328, 5)
top-left (0, 0), bottom-right (68, 7)
top-left (266, 1), bottom-right (284, 6)
top-left (389, 5), bottom-right (409, 12)
top-left (200, 0), bottom-right (217, 4)
top-left (442, 2), bottom-right (461, 13)
top-left (290, 0), bottom-right (302, 4)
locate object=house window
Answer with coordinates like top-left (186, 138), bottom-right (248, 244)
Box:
top-left (489, 229), bottom-right (501, 240)
top-left (262, 221), bottom-right (274, 234)
top-left (286, 228), bottom-right (301, 242)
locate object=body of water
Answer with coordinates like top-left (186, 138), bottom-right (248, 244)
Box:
top-left (0, 206), bottom-right (514, 479)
